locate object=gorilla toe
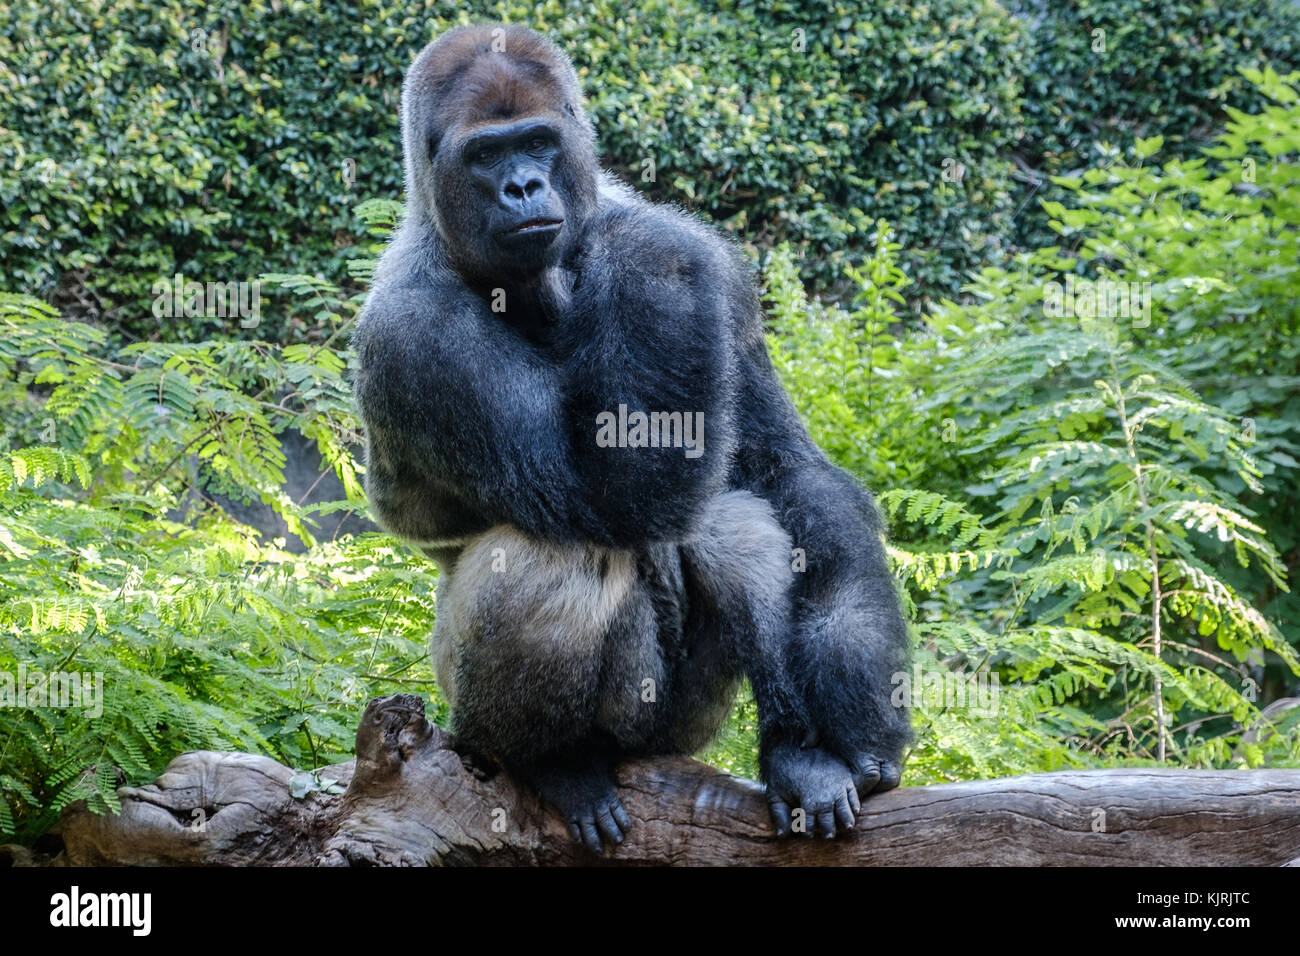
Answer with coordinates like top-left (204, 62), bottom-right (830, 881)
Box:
top-left (529, 763), bottom-right (629, 854)
top-left (844, 751), bottom-right (905, 800)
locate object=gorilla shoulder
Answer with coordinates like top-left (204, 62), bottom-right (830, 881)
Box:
top-left (582, 178), bottom-right (761, 346)
top-left (584, 186), bottom-right (743, 289)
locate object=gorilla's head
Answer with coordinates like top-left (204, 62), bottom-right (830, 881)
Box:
top-left (402, 25), bottom-right (600, 285)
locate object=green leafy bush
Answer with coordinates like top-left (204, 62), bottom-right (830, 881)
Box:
top-left (1015, 0), bottom-right (1296, 167)
top-left (768, 242), bottom-right (1300, 780)
top-left (0, 0), bottom-right (408, 340)
top-left (765, 70), bottom-right (1300, 779)
top-left (0, 270), bottom-right (439, 837)
top-left (976, 65), bottom-right (1300, 671)
top-left (1008, 0), bottom-right (1297, 249)
top-left (559, 0), bottom-right (1029, 299)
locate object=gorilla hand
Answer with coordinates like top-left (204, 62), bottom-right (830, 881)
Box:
top-left (843, 749), bottom-right (904, 799)
top-left (762, 742), bottom-right (861, 839)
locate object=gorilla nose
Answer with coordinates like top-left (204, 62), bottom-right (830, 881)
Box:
top-left (502, 177), bottom-right (546, 206)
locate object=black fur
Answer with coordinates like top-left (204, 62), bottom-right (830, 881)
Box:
top-left (351, 24), bottom-right (911, 851)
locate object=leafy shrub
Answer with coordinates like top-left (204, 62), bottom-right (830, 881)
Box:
top-left (0, 0), bottom-right (408, 341)
top-left (556, 0), bottom-right (1029, 300)
top-left (769, 239), bottom-right (1300, 779)
top-left (766, 70), bottom-right (1300, 779)
top-left (1015, 0), bottom-right (1297, 166)
top-left (0, 265), bottom-right (438, 837)
top-left (982, 65), bottom-right (1300, 672)
top-left (1007, 0), bottom-right (1298, 249)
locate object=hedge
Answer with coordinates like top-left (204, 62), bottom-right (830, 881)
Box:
top-left (1008, 0), bottom-right (1297, 248)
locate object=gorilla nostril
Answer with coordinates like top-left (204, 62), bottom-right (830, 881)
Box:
top-left (502, 178), bottom-right (545, 207)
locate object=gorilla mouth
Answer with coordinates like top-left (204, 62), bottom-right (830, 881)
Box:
top-left (506, 219), bottom-right (563, 235)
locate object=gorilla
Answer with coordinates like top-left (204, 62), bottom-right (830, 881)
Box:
top-left (351, 24), bottom-right (911, 852)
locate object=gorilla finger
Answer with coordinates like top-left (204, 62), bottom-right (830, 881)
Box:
top-left (877, 760), bottom-right (903, 792)
top-left (595, 804), bottom-right (624, 847)
top-left (567, 820), bottom-right (583, 844)
top-left (834, 791), bottom-right (856, 831)
top-left (852, 759), bottom-right (882, 796)
top-left (848, 784), bottom-right (861, 816)
top-left (579, 816), bottom-right (604, 854)
top-left (611, 798), bottom-right (631, 833)
top-left (816, 809), bottom-right (837, 839)
top-left (768, 799), bottom-right (792, 837)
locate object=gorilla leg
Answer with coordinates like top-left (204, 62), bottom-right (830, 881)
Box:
top-left (429, 491), bottom-right (798, 851)
top-left (671, 490), bottom-right (797, 753)
top-left (431, 526), bottom-right (669, 851)
top-left (681, 487), bottom-right (869, 837)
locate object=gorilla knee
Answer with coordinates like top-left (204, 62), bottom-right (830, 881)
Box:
top-left (682, 490), bottom-right (794, 616)
top-left (434, 530), bottom-right (640, 700)
top-left (432, 526), bottom-right (668, 760)
top-left (442, 527), bottom-right (637, 655)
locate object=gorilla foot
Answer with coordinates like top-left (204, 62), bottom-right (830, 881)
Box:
top-left (528, 762), bottom-right (631, 854)
top-left (762, 743), bottom-right (862, 839)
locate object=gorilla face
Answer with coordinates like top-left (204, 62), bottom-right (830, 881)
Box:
top-left (401, 25), bottom-right (601, 286)
top-left (459, 117), bottom-right (568, 271)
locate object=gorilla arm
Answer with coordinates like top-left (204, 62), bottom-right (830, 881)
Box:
top-left (352, 261), bottom-right (601, 547)
top-left (557, 203), bottom-right (740, 546)
top-left (732, 327), bottom-right (913, 829)
top-left (556, 203), bottom-right (882, 834)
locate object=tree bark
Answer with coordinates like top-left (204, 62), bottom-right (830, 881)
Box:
top-left (55, 694), bottom-right (1300, 866)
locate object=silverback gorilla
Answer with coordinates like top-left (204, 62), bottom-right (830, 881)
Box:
top-left (352, 24), bottom-right (911, 852)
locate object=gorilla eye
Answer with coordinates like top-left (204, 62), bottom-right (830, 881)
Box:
top-left (474, 147), bottom-right (494, 164)
top-left (526, 137), bottom-right (547, 152)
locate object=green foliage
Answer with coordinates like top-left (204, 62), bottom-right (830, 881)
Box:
top-left (969, 63), bottom-right (1300, 673)
top-left (5, 0), bottom-right (1292, 329)
top-left (764, 222), bottom-right (909, 485)
top-left (1009, 0), bottom-right (1298, 250)
top-left (560, 0), bottom-right (1029, 298)
top-left (698, 683), bottom-right (761, 782)
top-left (0, 248), bottom-right (440, 837)
top-left (909, 317), bottom-right (1295, 773)
top-left (1015, 0), bottom-right (1297, 169)
top-left (763, 72), bottom-right (1300, 779)
top-left (0, 0), bottom-right (408, 340)
top-left (3, 27), bottom-right (1299, 836)
top-left (762, 222), bottom-right (980, 497)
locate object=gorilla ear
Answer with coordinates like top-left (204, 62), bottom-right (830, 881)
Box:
top-left (564, 103), bottom-right (577, 119)
top-left (427, 132), bottom-right (442, 161)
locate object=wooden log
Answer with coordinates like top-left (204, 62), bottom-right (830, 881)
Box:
top-left (56, 694), bottom-right (1300, 866)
